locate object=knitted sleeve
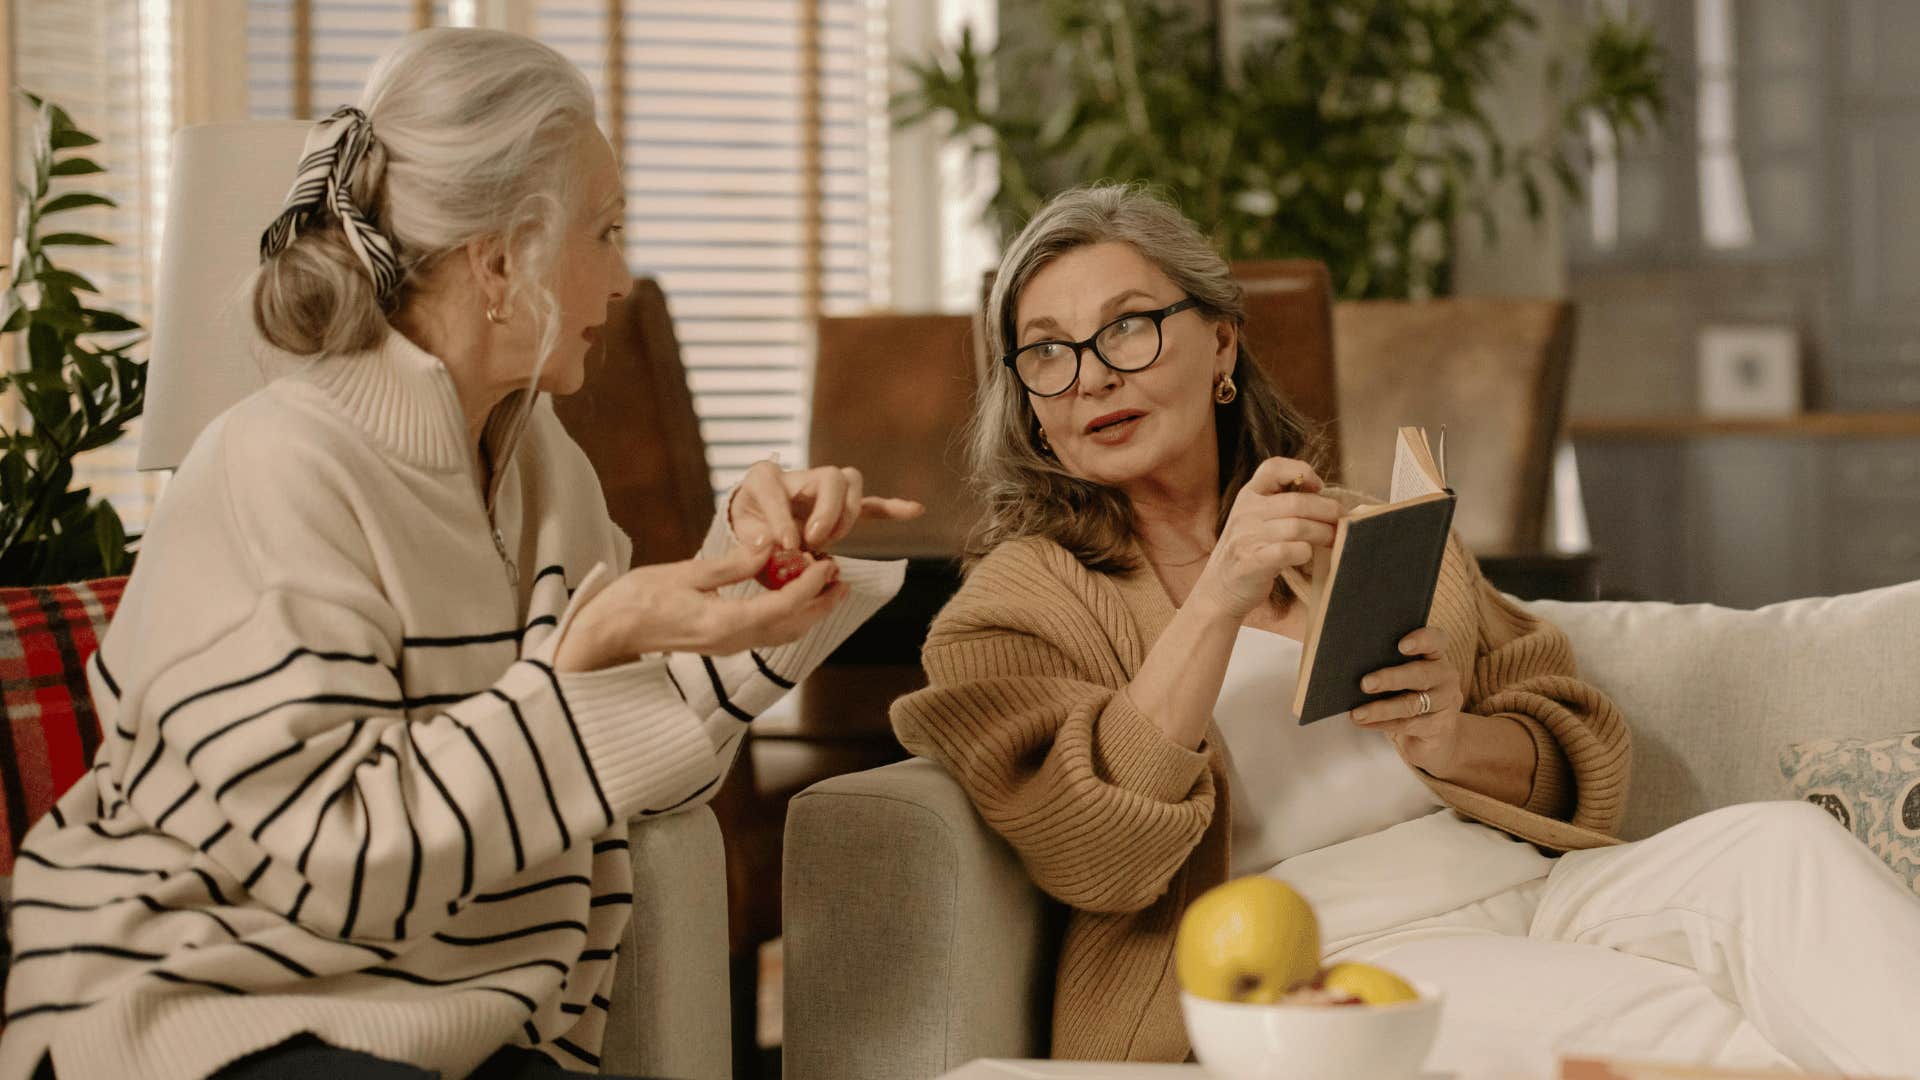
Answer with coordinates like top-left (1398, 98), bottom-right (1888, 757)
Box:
top-left (1430, 537), bottom-right (1632, 834)
top-left (890, 542), bottom-right (1215, 915)
top-left (109, 575), bottom-right (723, 944)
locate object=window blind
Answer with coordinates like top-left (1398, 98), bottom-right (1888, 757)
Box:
top-left (12, 0), bottom-right (171, 532)
top-left (245, 0), bottom-right (298, 118)
top-left (602, 0), bottom-right (889, 491)
top-left (247, 0), bottom-right (420, 120)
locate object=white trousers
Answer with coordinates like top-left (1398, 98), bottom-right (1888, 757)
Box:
top-left (1316, 802), bottom-right (1920, 1079)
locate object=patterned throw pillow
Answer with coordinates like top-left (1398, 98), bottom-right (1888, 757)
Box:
top-left (1778, 730), bottom-right (1920, 897)
top-left (0, 577), bottom-right (126, 876)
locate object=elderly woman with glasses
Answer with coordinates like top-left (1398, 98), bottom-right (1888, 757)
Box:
top-left (890, 183), bottom-right (1920, 1077)
top-left (1, 28), bottom-right (920, 1080)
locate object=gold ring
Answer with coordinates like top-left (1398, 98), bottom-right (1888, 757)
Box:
top-left (1416, 690), bottom-right (1433, 716)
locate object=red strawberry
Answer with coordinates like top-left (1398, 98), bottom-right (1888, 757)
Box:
top-left (754, 547), bottom-right (810, 590)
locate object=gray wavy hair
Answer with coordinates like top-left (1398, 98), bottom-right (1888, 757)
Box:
top-left (966, 183), bottom-right (1325, 581)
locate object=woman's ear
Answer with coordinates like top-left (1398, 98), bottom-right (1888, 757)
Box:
top-left (1213, 318), bottom-right (1238, 378)
top-left (464, 234), bottom-right (510, 316)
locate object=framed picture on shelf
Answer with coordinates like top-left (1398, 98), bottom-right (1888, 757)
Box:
top-left (1697, 325), bottom-right (1802, 418)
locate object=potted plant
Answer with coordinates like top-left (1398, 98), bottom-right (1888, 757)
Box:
top-left (0, 93), bottom-right (147, 585)
top-left (899, 0), bottom-right (1665, 300)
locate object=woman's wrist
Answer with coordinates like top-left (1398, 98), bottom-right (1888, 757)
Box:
top-left (1414, 712), bottom-right (1536, 805)
top-left (1180, 575), bottom-right (1247, 627)
top-left (556, 604), bottom-right (634, 672)
top-left (1396, 710), bottom-right (1467, 777)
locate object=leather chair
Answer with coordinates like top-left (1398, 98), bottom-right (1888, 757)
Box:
top-left (1332, 298), bottom-right (1576, 554)
top-left (552, 277), bottom-right (715, 564)
top-left (807, 312), bottom-right (986, 561)
top-left (1235, 259), bottom-right (1341, 476)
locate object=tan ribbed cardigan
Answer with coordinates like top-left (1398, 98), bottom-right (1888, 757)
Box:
top-left (890, 502), bottom-right (1632, 1063)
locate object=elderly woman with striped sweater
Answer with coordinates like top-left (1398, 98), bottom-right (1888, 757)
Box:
top-left (0, 29), bottom-right (918, 1080)
top-left (891, 184), bottom-right (1920, 1077)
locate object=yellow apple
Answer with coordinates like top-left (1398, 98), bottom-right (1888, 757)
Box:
top-left (1175, 876), bottom-right (1321, 1004)
top-left (1322, 962), bottom-right (1418, 1005)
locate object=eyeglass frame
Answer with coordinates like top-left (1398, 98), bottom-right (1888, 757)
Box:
top-left (1000, 296), bottom-right (1203, 398)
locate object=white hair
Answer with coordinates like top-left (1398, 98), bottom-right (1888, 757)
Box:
top-left (253, 27), bottom-right (598, 372)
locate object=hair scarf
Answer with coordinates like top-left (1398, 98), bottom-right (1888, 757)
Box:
top-left (258, 106), bottom-right (403, 304)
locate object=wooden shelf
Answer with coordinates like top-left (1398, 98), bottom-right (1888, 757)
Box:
top-left (1568, 412), bottom-right (1920, 439)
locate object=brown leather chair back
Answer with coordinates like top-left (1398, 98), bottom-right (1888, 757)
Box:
top-left (1333, 298), bottom-right (1576, 555)
top-left (1233, 260), bottom-right (1340, 470)
top-left (807, 313), bottom-right (983, 558)
top-left (552, 278), bottom-right (714, 566)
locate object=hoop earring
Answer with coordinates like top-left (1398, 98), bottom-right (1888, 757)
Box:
top-left (485, 305), bottom-right (507, 326)
top-left (1213, 372), bottom-right (1238, 405)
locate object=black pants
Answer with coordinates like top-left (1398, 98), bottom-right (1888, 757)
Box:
top-left (34, 1035), bottom-right (670, 1079)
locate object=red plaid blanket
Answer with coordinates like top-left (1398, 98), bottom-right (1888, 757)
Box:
top-left (0, 577), bottom-right (125, 875)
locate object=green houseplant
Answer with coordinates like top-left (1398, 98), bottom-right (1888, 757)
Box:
top-left (900, 0), bottom-right (1664, 300)
top-left (0, 93), bottom-right (147, 585)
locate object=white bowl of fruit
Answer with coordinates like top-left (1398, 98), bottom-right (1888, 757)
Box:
top-left (1175, 877), bottom-right (1441, 1080)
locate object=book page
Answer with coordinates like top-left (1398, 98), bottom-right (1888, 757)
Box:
top-left (1390, 427), bottom-right (1445, 502)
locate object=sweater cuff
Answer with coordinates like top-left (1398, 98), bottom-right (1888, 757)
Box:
top-left (557, 657), bottom-right (718, 821)
top-left (1514, 713), bottom-right (1574, 819)
top-left (1094, 690), bottom-right (1210, 804)
top-left (701, 492), bottom-right (740, 560)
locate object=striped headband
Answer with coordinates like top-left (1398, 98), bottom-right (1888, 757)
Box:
top-left (259, 106), bottom-right (404, 303)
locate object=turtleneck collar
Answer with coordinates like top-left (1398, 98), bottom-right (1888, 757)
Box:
top-left (292, 330), bottom-right (532, 491)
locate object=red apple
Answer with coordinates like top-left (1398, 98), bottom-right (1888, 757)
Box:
top-left (754, 548), bottom-right (810, 590)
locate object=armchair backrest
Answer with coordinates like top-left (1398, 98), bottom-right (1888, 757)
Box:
top-left (1333, 298), bottom-right (1575, 554)
top-left (552, 277), bottom-right (714, 566)
top-left (1234, 260), bottom-right (1340, 478)
top-left (808, 313), bottom-right (982, 559)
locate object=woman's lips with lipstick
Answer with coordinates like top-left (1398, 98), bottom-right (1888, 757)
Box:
top-left (1084, 409), bottom-right (1145, 444)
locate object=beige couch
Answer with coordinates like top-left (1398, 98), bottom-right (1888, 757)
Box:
top-left (782, 580), bottom-right (1920, 1080)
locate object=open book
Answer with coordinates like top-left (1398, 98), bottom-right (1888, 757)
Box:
top-left (1291, 427), bottom-right (1456, 724)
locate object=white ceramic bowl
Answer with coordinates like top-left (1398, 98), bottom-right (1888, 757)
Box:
top-left (1180, 983), bottom-right (1443, 1080)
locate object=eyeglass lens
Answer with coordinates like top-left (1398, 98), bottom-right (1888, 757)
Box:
top-left (1014, 313), bottom-right (1162, 396)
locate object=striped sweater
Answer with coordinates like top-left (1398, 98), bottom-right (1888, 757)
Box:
top-left (0, 331), bottom-right (902, 1080)
top-left (890, 505), bottom-right (1630, 1062)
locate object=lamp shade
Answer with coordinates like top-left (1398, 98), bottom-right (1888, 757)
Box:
top-left (138, 120), bottom-right (313, 470)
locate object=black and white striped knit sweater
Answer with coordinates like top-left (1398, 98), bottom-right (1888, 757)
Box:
top-left (0, 331), bottom-right (902, 1080)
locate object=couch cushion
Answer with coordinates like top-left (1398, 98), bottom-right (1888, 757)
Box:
top-left (1525, 580), bottom-right (1920, 841)
top-left (1779, 730), bottom-right (1920, 897)
top-left (1, 577), bottom-right (125, 875)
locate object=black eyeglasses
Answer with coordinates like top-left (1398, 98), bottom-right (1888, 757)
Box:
top-left (1003, 297), bottom-right (1202, 398)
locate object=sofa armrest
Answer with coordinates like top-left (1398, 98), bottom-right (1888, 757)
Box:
top-left (783, 758), bottom-right (1056, 1080)
top-left (603, 806), bottom-right (732, 1080)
